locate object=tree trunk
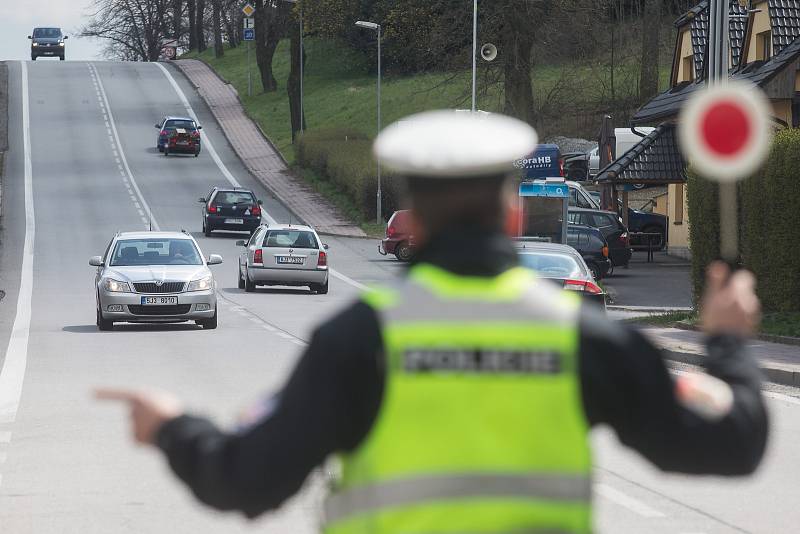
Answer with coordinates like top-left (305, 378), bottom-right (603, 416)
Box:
top-left (639, 0), bottom-right (660, 99)
top-left (196, 0), bottom-right (207, 52)
top-left (223, 3), bottom-right (237, 48)
top-left (172, 0), bottom-right (182, 41)
top-left (502, 2), bottom-right (535, 124)
top-left (188, 0), bottom-right (197, 50)
top-left (288, 16), bottom-right (306, 141)
top-left (255, 0), bottom-right (289, 92)
top-left (212, 0), bottom-right (224, 57)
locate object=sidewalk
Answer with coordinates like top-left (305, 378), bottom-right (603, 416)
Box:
top-left (642, 327), bottom-right (800, 387)
top-left (172, 59), bottom-right (365, 237)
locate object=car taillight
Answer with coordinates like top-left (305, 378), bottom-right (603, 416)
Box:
top-left (207, 204), bottom-right (217, 213)
top-left (387, 225), bottom-right (396, 237)
top-left (191, 130), bottom-right (200, 138)
top-left (602, 246), bottom-right (609, 257)
top-left (318, 250), bottom-right (327, 267)
top-left (584, 281), bottom-right (603, 294)
top-left (160, 130), bottom-right (168, 136)
top-left (253, 249), bottom-right (263, 264)
top-left (251, 205), bottom-right (261, 217)
top-left (563, 280), bottom-right (587, 291)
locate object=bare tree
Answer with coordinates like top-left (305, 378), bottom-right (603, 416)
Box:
top-left (287, 10), bottom-right (305, 140)
top-left (172, 0), bottom-right (183, 41)
top-left (81, 0), bottom-right (171, 61)
top-left (255, 0), bottom-right (290, 92)
top-left (188, 0), bottom-right (197, 49)
top-left (640, 0), bottom-right (660, 99)
top-left (212, 0), bottom-right (224, 57)
top-left (196, 0), bottom-right (207, 52)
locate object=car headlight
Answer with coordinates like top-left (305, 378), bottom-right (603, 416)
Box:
top-left (187, 276), bottom-right (213, 292)
top-left (32, 42), bottom-right (38, 47)
top-left (103, 278), bottom-right (132, 293)
top-left (58, 42), bottom-right (64, 46)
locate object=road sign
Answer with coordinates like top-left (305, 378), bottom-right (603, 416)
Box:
top-left (242, 3), bottom-right (255, 17)
top-left (679, 81), bottom-right (772, 183)
top-left (243, 28), bottom-right (255, 41)
top-left (244, 17), bottom-right (254, 29)
top-left (164, 47), bottom-right (176, 59)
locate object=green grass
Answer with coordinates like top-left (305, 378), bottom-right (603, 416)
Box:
top-left (630, 311), bottom-right (800, 340)
top-left (628, 311), bottom-right (697, 327)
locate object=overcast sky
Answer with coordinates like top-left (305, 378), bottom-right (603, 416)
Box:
top-left (0, 0), bottom-right (103, 61)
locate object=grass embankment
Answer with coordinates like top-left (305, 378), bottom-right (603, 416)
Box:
top-left (631, 311), bottom-right (800, 340)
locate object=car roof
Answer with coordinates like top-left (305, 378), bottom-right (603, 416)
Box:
top-left (116, 231), bottom-right (195, 240)
top-left (163, 116), bottom-right (195, 122)
top-left (263, 223), bottom-right (315, 232)
top-left (212, 187), bottom-right (255, 194)
top-left (513, 241), bottom-right (581, 255)
top-left (568, 207), bottom-right (618, 216)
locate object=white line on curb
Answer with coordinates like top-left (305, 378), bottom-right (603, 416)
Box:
top-left (90, 63), bottom-right (160, 231)
top-left (0, 61), bottom-right (35, 426)
top-left (595, 483), bottom-right (666, 518)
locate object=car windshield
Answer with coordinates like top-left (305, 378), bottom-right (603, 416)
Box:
top-left (263, 230), bottom-right (318, 249)
top-left (109, 238), bottom-right (203, 266)
top-left (214, 191), bottom-right (255, 204)
top-left (518, 252), bottom-right (584, 279)
top-left (33, 28), bottom-right (62, 38)
top-left (164, 119), bottom-right (196, 131)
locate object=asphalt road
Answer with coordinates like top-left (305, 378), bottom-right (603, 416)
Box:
top-left (0, 60), bottom-right (797, 533)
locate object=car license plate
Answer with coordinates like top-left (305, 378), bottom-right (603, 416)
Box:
top-left (225, 218), bottom-right (244, 224)
top-left (277, 256), bottom-right (304, 265)
top-left (141, 296), bottom-right (178, 305)
top-left (178, 140), bottom-right (189, 145)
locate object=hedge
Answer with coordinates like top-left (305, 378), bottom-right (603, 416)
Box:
top-left (688, 128), bottom-right (800, 312)
top-left (294, 128), bottom-right (407, 221)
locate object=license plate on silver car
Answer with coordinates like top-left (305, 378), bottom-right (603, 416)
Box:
top-left (277, 256), bottom-right (304, 265)
top-left (141, 296), bottom-right (178, 305)
top-left (225, 218), bottom-right (244, 224)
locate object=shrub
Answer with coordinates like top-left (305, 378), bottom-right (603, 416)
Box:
top-left (686, 168), bottom-right (720, 306)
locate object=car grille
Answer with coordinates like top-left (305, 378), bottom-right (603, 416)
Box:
top-left (128, 305), bottom-right (191, 316)
top-left (133, 282), bottom-right (185, 293)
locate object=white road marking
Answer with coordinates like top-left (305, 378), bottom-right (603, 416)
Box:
top-left (90, 63), bottom-right (160, 230)
top-left (330, 269), bottom-right (367, 291)
top-left (277, 332), bottom-right (293, 339)
top-left (595, 483), bottom-right (666, 518)
top-left (154, 64), bottom-right (273, 210)
top-left (764, 391), bottom-right (800, 406)
top-left (0, 61), bottom-right (35, 425)
top-left (290, 339), bottom-right (307, 346)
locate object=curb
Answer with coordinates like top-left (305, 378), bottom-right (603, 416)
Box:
top-left (608, 305), bottom-right (693, 312)
top-left (662, 348), bottom-right (800, 388)
top-left (671, 321), bottom-right (800, 347)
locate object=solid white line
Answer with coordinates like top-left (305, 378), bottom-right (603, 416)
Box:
top-left (330, 269), bottom-right (367, 291)
top-left (91, 63), bottom-right (160, 230)
top-left (595, 483), bottom-right (666, 518)
top-left (764, 391), bottom-right (800, 406)
top-left (0, 61), bottom-right (35, 425)
top-left (277, 332), bottom-right (293, 339)
top-left (154, 62), bottom-right (277, 227)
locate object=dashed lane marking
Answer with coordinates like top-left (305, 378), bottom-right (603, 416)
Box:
top-left (595, 483), bottom-right (666, 518)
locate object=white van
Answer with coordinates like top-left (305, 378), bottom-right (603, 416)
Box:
top-left (588, 127), bottom-right (656, 177)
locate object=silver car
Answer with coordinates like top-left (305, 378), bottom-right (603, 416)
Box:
top-left (237, 224), bottom-right (329, 294)
top-left (90, 231), bottom-right (222, 330)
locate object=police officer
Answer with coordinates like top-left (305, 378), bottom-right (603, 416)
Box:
top-left (98, 111), bottom-right (767, 533)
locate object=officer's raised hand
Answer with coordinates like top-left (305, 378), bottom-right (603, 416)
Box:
top-left (700, 261), bottom-right (761, 337)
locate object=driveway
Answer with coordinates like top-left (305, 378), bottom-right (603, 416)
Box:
top-left (604, 251), bottom-right (692, 308)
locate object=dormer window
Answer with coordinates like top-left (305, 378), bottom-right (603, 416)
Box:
top-left (681, 56), bottom-right (695, 82)
top-left (757, 30), bottom-right (772, 61)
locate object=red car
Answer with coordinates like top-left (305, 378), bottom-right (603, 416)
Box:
top-left (164, 127), bottom-right (201, 157)
top-left (379, 210), bottom-right (416, 261)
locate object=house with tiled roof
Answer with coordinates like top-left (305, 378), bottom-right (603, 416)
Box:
top-left (596, 0), bottom-right (800, 258)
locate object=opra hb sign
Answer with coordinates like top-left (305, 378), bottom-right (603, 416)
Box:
top-left (678, 82), bottom-right (772, 183)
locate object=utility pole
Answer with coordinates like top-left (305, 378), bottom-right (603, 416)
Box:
top-left (471, 0), bottom-right (477, 112)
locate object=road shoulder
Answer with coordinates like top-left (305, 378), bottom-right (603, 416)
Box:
top-left (0, 62), bottom-right (8, 216)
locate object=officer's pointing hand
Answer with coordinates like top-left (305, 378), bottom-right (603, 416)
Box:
top-left (700, 262), bottom-right (761, 337)
top-left (95, 388), bottom-right (184, 445)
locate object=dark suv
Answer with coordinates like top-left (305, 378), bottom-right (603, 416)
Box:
top-left (29, 28), bottom-right (67, 61)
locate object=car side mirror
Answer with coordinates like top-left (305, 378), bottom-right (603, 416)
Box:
top-left (207, 254), bottom-right (223, 265)
top-left (63, 35), bottom-right (69, 39)
top-left (257, 199), bottom-right (263, 205)
top-left (235, 240), bottom-right (248, 247)
top-left (89, 256), bottom-right (104, 267)
top-left (198, 197), bottom-right (206, 203)
top-left (323, 244), bottom-right (329, 250)
top-left (197, 125), bottom-right (203, 130)
top-left (27, 36), bottom-right (32, 39)
top-left (155, 124), bottom-right (161, 129)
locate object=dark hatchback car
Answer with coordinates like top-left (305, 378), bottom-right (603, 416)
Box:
top-left (514, 241), bottom-right (606, 308)
top-left (379, 210), bottom-right (417, 261)
top-left (29, 28), bottom-right (67, 61)
top-left (565, 224), bottom-right (611, 280)
top-left (568, 207), bottom-right (632, 268)
top-left (200, 187), bottom-right (262, 236)
top-left (155, 116), bottom-right (202, 153)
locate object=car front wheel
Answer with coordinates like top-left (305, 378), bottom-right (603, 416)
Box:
top-left (96, 308), bottom-right (114, 331)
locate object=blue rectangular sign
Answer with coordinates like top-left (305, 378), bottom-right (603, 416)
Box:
top-left (518, 182), bottom-right (569, 198)
top-left (243, 28), bottom-right (255, 41)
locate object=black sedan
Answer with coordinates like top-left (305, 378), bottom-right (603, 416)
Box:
top-left (200, 187), bottom-right (263, 236)
top-left (514, 241), bottom-right (606, 308)
top-left (568, 207), bottom-right (632, 268)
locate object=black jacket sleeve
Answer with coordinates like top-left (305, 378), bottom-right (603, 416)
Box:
top-left (578, 304), bottom-right (768, 475)
top-left (156, 301), bottom-right (384, 518)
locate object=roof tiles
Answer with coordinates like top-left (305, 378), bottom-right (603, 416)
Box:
top-left (595, 124), bottom-right (688, 185)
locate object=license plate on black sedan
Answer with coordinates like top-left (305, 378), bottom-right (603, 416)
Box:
top-left (276, 256), bottom-right (304, 265)
top-left (225, 218), bottom-right (244, 224)
top-left (141, 296), bottom-right (178, 305)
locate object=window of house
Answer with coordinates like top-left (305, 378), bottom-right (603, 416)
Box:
top-left (756, 31), bottom-right (772, 61)
top-left (682, 56), bottom-right (695, 82)
top-left (674, 184), bottom-right (684, 225)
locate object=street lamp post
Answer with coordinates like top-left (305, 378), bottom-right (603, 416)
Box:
top-left (472, 0), bottom-right (477, 112)
top-left (283, 0), bottom-right (304, 134)
top-left (355, 20), bottom-right (382, 224)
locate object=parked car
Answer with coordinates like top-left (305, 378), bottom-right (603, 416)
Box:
top-left (200, 187), bottom-right (263, 236)
top-left (29, 27), bottom-right (67, 61)
top-left (566, 224), bottom-right (611, 280)
top-left (514, 241), bottom-right (606, 308)
top-left (568, 207), bottom-right (632, 268)
top-left (237, 224), bottom-right (329, 294)
top-left (155, 116), bottom-right (202, 152)
top-left (566, 180), bottom-right (667, 251)
top-left (89, 231), bottom-right (222, 331)
top-left (379, 210), bottom-right (417, 261)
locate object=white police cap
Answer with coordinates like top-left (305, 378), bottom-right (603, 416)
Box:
top-left (373, 110), bottom-right (538, 178)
